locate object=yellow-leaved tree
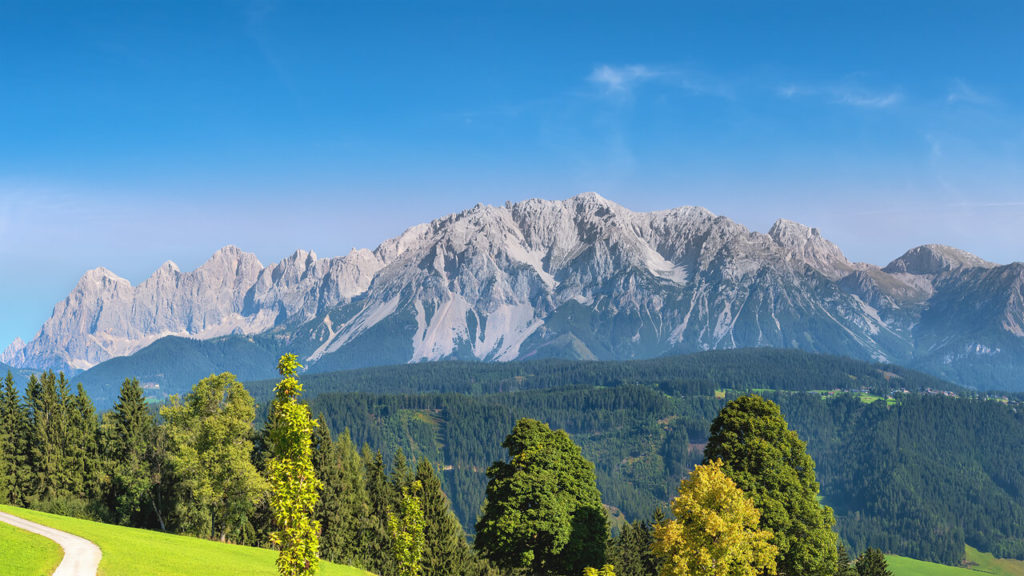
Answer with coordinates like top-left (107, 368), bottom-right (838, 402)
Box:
top-left (653, 459), bottom-right (777, 576)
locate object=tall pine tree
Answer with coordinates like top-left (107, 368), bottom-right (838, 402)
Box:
top-left (66, 383), bottom-right (101, 500)
top-left (608, 513), bottom-right (661, 576)
top-left (364, 447), bottom-right (396, 576)
top-left (103, 378), bottom-right (156, 525)
top-left (414, 459), bottom-right (474, 576)
top-left (28, 371), bottom-right (71, 500)
top-left (313, 423), bottom-right (370, 568)
top-left (855, 548), bottom-right (892, 576)
top-left (836, 542), bottom-right (857, 576)
top-left (0, 371), bottom-right (25, 504)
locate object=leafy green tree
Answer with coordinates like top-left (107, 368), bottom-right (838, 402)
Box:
top-left (414, 459), bottom-right (473, 576)
top-left (161, 372), bottom-right (267, 541)
top-left (855, 548), bottom-right (892, 576)
top-left (389, 479), bottom-right (426, 576)
top-left (584, 566), bottom-right (617, 576)
top-left (475, 418), bottom-right (607, 576)
top-left (704, 395), bottom-right (837, 576)
top-left (313, 423), bottom-right (370, 567)
top-left (653, 459), bottom-right (777, 576)
top-left (102, 378), bottom-right (156, 525)
top-left (267, 354), bottom-right (322, 576)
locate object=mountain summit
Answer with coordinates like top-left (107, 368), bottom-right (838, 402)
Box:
top-left (6, 194), bottom-right (1023, 391)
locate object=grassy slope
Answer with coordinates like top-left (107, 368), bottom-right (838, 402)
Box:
top-left (965, 545), bottom-right (1024, 576)
top-left (888, 547), bottom-right (1024, 576)
top-left (887, 554), bottom-right (980, 576)
top-left (0, 519), bottom-right (64, 576)
top-left (0, 505), bottom-right (373, 576)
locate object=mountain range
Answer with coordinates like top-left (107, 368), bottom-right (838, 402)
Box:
top-left (4, 193), bottom-right (1022, 395)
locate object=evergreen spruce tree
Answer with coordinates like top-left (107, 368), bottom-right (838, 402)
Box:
top-left (836, 542), bottom-right (857, 576)
top-left (414, 459), bottom-right (474, 576)
top-left (103, 378), bottom-right (156, 525)
top-left (29, 371), bottom-right (70, 500)
top-left (267, 354), bottom-right (322, 576)
top-left (66, 383), bottom-right (101, 500)
top-left (364, 447), bottom-right (396, 576)
top-left (313, 424), bottom-right (370, 568)
top-left (855, 548), bottom-right (892, 576)
top-left (22, 373), bottom-right (42, 500)
top-left (608, 516), bottom-right (659, 576)
top-left (391, 447), bottom-right (412, 493)
top-left (0, 371), bottom-right (21, 504)
top-left (0, 371), bottom-right (32, 505)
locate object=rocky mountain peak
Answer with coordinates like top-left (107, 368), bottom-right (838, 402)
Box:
top-left (78, 266), bottom-right (126, 283)
top-left (0, 337), bottom-right (26, 364)
top-left (200, 245), bottom-right (263, 273)
top-left (156, 261), bottom-right (181, 274)
top-left (71, 268), bottom-right (132, 300)
top-left (883, 244), bottom-right (996, 275)
top-left (768, 219), bottom-right (851, 279)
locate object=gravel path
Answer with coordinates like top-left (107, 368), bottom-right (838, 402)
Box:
top-left (0, 510), bottom-right (102, 576)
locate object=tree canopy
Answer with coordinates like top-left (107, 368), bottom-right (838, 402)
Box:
top-left (161, 372), bottom-right (266, 541)
top-left (704, 395), bottom-right (837, 576)
top-left (475, 418), bottom-right (607, 576)
top-left (653, 459), bottom-right (777, 576)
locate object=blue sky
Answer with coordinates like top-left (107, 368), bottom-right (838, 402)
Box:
top-left (1, 1), bottom-right (1022, 348)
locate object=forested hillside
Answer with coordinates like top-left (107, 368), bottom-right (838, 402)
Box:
top-left (284, 351), bottom-right (1024, 567)
top-left (248, 348), bottom-right (968, 401)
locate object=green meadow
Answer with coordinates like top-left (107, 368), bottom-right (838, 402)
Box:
top-left (0, 519), bottom-right (64, 576)
top-left (888, 546), bottom-right (1024, 576)
top-left (0, 505), bottom-right (373, 576)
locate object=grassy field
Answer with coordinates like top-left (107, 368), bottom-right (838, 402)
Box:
top-left (964, 545), bottom-right (1024, 576)
top-left (0, 505), bottom-right (373, 576)
top-left (0, 519), bottom-right (64, 576)
top-left (887, 554), bottom-right (980, 576)
top-left (888, 546), bottom-right (1024, 576)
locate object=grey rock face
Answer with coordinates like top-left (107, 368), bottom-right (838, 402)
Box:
top-left (8, 245), bottom-right (381, 371)
top-left (7, 193), bottom-right (1024, 390)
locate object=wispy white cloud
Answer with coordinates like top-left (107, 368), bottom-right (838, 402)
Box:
top-left (588, 64), bottom-right (662, 94)
top-left (777, 82), bottom-right (902, 109)
top-left (947, 79), bottom-right (991, 105)
top-left (835, 90), bottom-right (902, 108)
top-left (588, 64), bottom-right (734, 99)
